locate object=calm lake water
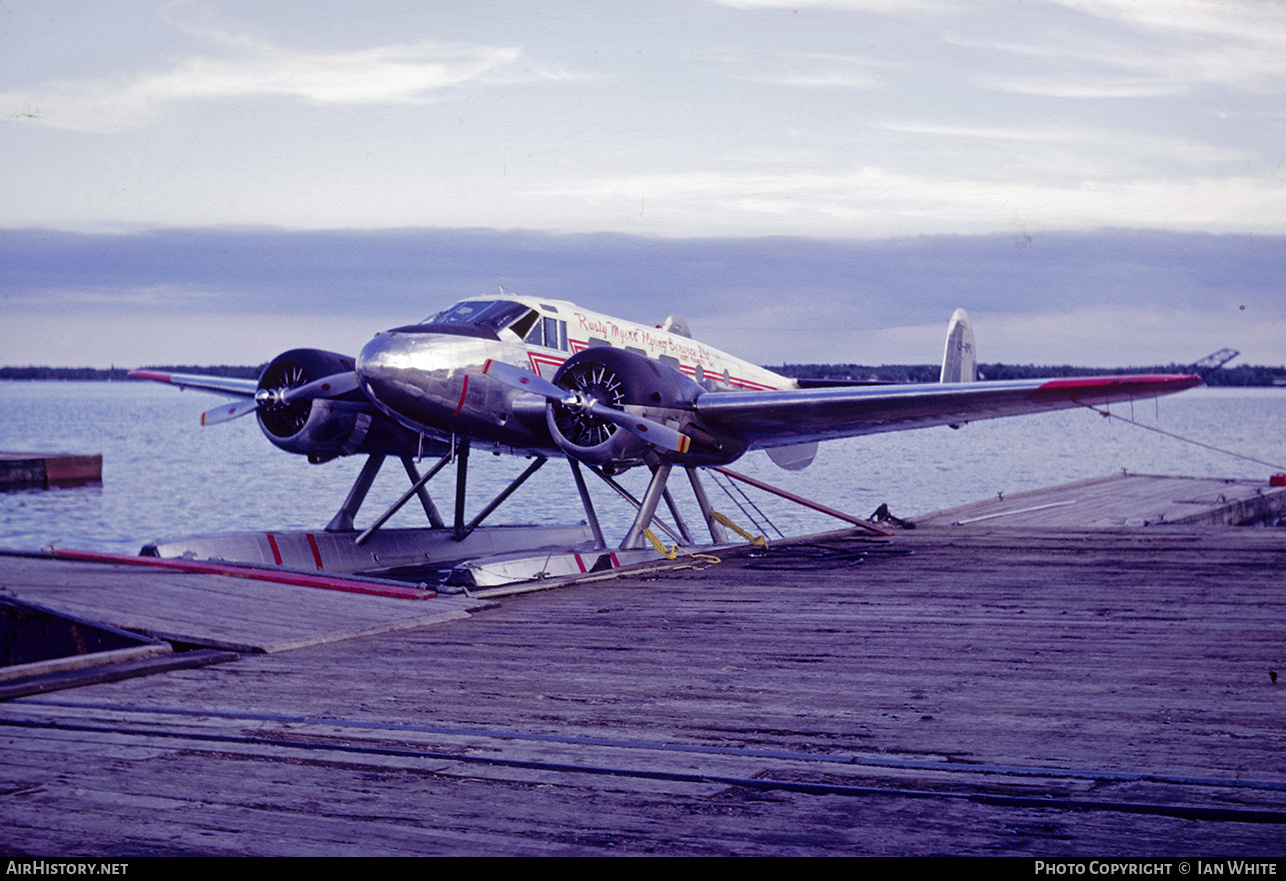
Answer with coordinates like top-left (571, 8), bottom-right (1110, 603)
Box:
top-left (2, 381), bottom-right (1283, 554)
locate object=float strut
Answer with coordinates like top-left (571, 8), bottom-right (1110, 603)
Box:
top-left (663, 485), bottom-right (693, 545)
top-left (454, 456), bottom-right (547, 542)
top-left (569, 460), bottom-right (606, 549)
top-left (452, 439), bottom-right (471, 541)
top-left (621, 463), bottom-right (673, 550)
top-left (686, 467), bottom-right (727, 544)
top-left (326, 454), bottom-right (385, 533)
top-left (401, 456), bottom-right (445, 528)
top-left (353, 449), bottom-right (453, 546)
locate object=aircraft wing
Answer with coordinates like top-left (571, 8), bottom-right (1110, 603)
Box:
top-left (695, 374), bottom-right (1203, 449)
top-left (128, 370), bottom-right (260, 398)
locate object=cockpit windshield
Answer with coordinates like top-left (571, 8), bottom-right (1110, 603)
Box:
top-left (423, 300), bottom-right (530, 334)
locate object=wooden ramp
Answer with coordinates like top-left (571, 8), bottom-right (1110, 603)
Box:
top-left (914, 472), bottom-right (1286, 529)
top-left (0, 555), bottom-right (488, 654)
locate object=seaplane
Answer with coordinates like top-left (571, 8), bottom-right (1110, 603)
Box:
top-left (131, 294), bottom-right (1201, 583)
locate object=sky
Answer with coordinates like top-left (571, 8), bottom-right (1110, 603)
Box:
top-left (2, 0), bottom-right (1284, 368)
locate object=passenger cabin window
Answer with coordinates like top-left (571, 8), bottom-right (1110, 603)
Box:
top-left (522, 312), bottom-right (569, 351)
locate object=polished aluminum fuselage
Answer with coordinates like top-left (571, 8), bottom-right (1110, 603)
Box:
top-left (355, 295), bottom-right (792, 457)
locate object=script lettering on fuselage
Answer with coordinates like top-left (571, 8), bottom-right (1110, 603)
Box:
top-left (573, 311), bottom-right (718, 372)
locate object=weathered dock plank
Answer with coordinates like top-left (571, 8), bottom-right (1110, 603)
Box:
top-left (1, 524), bottom-right (1284, 855)
top-left (0, 555), bottom-right (488, 653)
top-left (915, 473), bottom-right (1286, 528)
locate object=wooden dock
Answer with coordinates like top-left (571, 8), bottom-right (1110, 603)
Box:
top-left (1, 477), bottom-right (1284, 856)
top-left (915, 472), bottom-right (1286, 529)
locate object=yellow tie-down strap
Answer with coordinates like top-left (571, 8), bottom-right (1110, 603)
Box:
top-left (641, 530), bottom-right (722, 565)
top-left (711, 512), bottom-right (767, 547)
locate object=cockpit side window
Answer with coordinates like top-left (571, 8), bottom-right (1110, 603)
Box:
top-left (508, 309), bottom-right (540, 341)
top-left (424, 300), bottom-right (530, 333)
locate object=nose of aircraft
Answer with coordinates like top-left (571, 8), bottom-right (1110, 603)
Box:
top-left (356, 327), bottom-right (493, 435)
top-left (356, 329), bottom-right (437, 430)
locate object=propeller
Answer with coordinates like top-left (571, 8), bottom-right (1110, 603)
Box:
top-left (481, 359), bottom-right (691, 454)
top-left (200, 371), bottom-right (360, 427)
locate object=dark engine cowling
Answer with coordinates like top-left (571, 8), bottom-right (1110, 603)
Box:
top-left (545, 347), bottom-right (741, 471)
top-left (256, 349), bottom-right (424, 463)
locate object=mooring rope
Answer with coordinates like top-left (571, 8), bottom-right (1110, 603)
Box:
top-left (708, 469), bottom-right (785, 539)
top-left (1081, 403), bottom-right (1286, 472)
top-left (641, 529), bottom-right (722, 564)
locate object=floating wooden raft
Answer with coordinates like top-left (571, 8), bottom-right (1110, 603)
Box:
top-left (0, 451), bottom-right (101, 490)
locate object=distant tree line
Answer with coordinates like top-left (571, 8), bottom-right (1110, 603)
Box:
top-left (772, 363), bottom-right (1286, 387)
top-left (0, 365), bottom-right (265, 381)
top-left (3, 361), bottom-right (1283, 387)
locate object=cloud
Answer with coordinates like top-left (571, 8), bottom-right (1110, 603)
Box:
top-left (540, 164), bottom-right (1284, 237)
top-left (0, 6), bottom-right (541, 133)
top-left (3, 227), bottom-right (1283, 368)
top-left (724, 52), bottom-right (886, 89)
top-left (958, 1), bottom-right (1286, 97)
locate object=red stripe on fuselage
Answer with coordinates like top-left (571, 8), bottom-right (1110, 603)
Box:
top-left (451, 374), bottom-right (470, 418)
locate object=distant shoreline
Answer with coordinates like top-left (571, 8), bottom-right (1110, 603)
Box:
top-left (3, 363), bottom-right (1284, 387)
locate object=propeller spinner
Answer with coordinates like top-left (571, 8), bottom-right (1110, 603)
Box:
top-left (200, 371), bottom-right (360, 427)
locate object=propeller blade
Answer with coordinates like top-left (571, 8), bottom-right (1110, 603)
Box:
top-left (200, 399), bottom-right (260, 426)
top-left (481, 359), bottom-right (569, 402)
top-left (280, 371), bottom-right (359, 404)
top-left (586, 402), bottom-right (692, 453)
top-left (481, 360), bottom-right (691, 453)
top-left (199, 371), bottom-right (358, 426)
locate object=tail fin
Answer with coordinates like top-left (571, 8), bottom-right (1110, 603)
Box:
top-left (939, 308), bottom-right (976, 383)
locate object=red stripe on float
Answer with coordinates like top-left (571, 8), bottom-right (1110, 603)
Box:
top-left (266, 533), bottom-right (283, 565)
top-left (305, 533), bottom-right (324, 570)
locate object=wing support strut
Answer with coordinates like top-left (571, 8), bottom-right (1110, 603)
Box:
top-left (687, 467), bottom-right (728, 544)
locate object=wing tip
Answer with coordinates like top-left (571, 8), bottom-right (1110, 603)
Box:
top-left (128, 370), bottom-right (172, 384)
top-left (1030, 373), bottom-right (1204, 402)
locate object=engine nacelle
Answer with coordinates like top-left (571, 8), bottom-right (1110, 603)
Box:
top-left (255, 348), bottom-right (424, 463)
top-left (545, 348), bottom-right (741, 471)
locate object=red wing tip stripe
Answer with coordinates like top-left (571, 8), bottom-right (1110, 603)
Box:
top-left (482, 359), bottom-right (495, 374)
top-left (128, 370), bottom-right (172, 382)
top-left (1035, 374), bottom-right (1202, 392)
